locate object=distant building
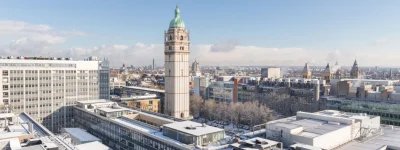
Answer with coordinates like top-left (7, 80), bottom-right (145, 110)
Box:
top-left (333, 61), bottom-right (342, 79)
top-left (119, 93), bottom-right (160, 113)
top-left (191, 59), bottom-right (201, 77)
top-left (302, 63), bottom-right (312, 79)
top-left (350, 59), bottom-right (361, 79)
top-left (192, 76), bottom-right (210, 98)
top-left (325, 97), bottom-right (400, 126)
top-left (207, 81), bottom-right (234, 102)
top-left (332, 78), bottom-right (400, 101)
top-left (261, 67), bottom-right (281, 79)
top-left (323, 63), bottom-right (333, 84)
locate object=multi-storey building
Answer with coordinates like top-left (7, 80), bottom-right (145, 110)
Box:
top-left (261, 67), bottom-right (281, 79)
top-left (73, 100), bottom-right (225, 150)
top-left (0, 56), bottom-right (103, 132)
top-left (164, 6), bottom-right (190, 118)
top-left (267, 110), bottom-right (400, 150)
top-left (118, 93), bottom-right (160, 113)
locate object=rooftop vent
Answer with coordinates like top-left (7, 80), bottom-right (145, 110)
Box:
top-left (185, 126), bottom-right (196, 130)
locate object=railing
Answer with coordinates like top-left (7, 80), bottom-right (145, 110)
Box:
top-left (20, 112), bottom-right (75, 150)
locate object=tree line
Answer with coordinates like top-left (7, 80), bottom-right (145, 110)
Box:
top-left (190, 95), bottom-right (274, 127)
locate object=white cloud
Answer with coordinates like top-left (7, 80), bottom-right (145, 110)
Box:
top-left (1, 20), bottom-right (400, 67)
top-left (65, 43), bottom-right (164, 67)
top-left (0, 20), bottom-right (85, 56)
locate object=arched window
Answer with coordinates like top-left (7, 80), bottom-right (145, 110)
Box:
top-left (169, 35), bottom-right (172, 40)
top-left (180, 36), bottom-right (184, 40)
top-left (169, 46), bottom-right (172, 50)
top-left (169, 69), bottom-right (171, 76)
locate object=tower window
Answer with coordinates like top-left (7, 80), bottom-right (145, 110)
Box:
top-left (169, 69), bottom-right (171, 76)
top-left (169, 35), bottom-right (172, 40)
top-left (169, 46), bottom-right (172, 50)
top-left (180, 36), bottom-right (183, 40)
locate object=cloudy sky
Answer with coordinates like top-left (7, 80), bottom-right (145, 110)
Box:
top-left (1, 0), bottom-right (400, 67)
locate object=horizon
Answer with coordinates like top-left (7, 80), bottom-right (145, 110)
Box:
top-left (1, 0), bottom-right (400, 67)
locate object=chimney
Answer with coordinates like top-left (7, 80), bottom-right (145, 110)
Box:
top-left (233, 78), bottom-right (238, 103)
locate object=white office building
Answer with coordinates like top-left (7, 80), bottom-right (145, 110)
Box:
top-left (0, 56), bottom-right (106, 132)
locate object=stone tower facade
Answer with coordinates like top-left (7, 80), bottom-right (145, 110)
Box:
top-left (164, 6), bottom-right (190, 118)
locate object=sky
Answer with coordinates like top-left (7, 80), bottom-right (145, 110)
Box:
top-left (0, 0), bottom-right (400, 67)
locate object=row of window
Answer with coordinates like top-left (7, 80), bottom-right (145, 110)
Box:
top-left (168, 46), bottom-right (185, 51)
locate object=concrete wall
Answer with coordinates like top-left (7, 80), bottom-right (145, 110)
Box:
top-left (313, 125), bottom-right (352, 150)
top-left (297, 112), bottom-right (354, 125)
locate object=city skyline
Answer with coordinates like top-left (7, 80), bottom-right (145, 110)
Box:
top-left (1, 0), bottom-right (400, 66)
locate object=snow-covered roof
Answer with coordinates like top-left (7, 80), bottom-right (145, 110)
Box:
top-left (63, 128), bottom-right (100, 143)
top-left (75, 141), bottom-right (110, 150)
top-left (163, 121), bottom-right (224, 136)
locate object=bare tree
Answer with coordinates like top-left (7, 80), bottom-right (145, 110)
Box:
top-left (190, 95), bottom-right (203, 118)
top-left (190, 96), bottom-right (274, 127)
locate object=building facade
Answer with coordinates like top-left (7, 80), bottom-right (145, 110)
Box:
top-left (119, 94), bottom-right (160, 113)
top-left (261, 67), bottom-right (281, 79)
top-left (164, 6), bottom-right (190, 118)
top-left (99, 58), bottom-right (110, 100)
top-left (0, 57), bottom-right (101, 132)
top-left (266, 110), bottom-right (381, 149)
top-left (73, 100), bottom-right (225, 150)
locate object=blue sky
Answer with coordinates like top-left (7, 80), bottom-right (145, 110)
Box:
top-left (1, 0), bottom-right (400, 66)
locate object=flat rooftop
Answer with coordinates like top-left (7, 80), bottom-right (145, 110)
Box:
top-left (269, 118), bottom-right (346, 138)
top-left (0, 112), bottom-right (76, 150)
top-left (75, 141), bottom-right (110, 150)
top-left (97, 107), bottom-right (129, 113)
top-left (163, 121), bottom-right (224, 136)
top-left (77, 99), bottom-right (109, 105)
top-left (124, 86), bottom-right (165, 93)
top-left (338, 125), bottom-right (400, 150)
top-left (63, 128), bottom-right (100, 143)
top-left (112, 117), bottom-right (191, 149)
top-left (267, 110), bottom-right (379, 139)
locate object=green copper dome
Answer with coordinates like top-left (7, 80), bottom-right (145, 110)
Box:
top-left (169, 6), bottom-right (185, 28)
